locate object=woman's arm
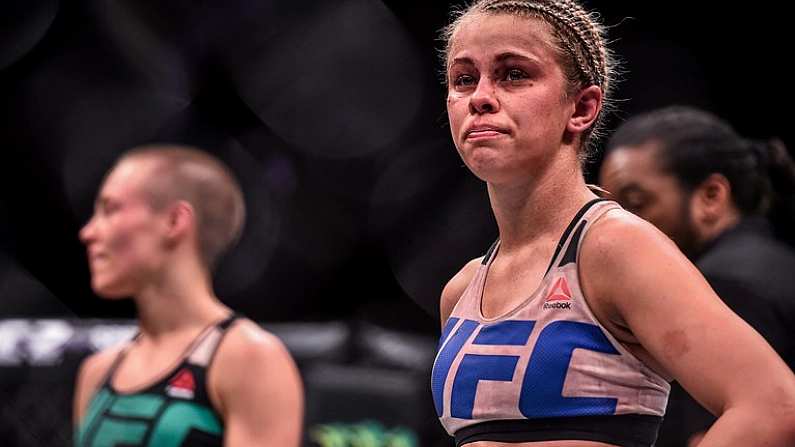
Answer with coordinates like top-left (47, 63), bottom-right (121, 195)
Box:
top-left (581, 211), bottom-right (795, 446)
top-left (209, 320), bottom-right (304, 447)
top-left (73, 347), bottom-right (122, 426)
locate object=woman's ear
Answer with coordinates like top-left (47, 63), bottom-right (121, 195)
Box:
top-left (567, 85), bottom-right (603, 134)
top-left (164, 200), bottom-right (195, 247)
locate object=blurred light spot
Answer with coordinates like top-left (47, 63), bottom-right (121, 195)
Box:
top-left (91, 0), bottom-right (195, 102)
top-left (213, 140), bottom-right (281, 298)
top-left (230, 0), bottom-right (424, 158)
top-left (0, 0), bottom-right (58, 70)
top-left (87, 323), bottom-right (137, 351)
top-left (263, 154), bottom-right (298, 198)
top-left (370, 138), bottom-right (451, 221)
top-left (24, 320), bottom-right (75, 365)
top-left (369, 143), bottom-right (496, 315)
top-left (0, 320), bottom-right (29, 365)
top-left (58, 84), bottom-right (192, 219)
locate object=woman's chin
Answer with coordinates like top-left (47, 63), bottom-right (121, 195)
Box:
top-left (466, 162), bottom-right (521, 185)
top-left (92, 279), bottom-right (133, 299)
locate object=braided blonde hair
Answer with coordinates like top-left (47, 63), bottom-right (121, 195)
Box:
top-left (442, 0), bottom-right (619, 157)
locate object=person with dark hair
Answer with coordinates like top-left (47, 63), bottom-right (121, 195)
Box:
top-left (600, 105), bottom-right (795, 446)
top-left (73, 145), bottom-right (303, 447)
top-left (431, 1), bottom-right (795, 446)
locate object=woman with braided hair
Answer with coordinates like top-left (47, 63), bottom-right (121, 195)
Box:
top-left (430, 1), bottom-right (795, 446)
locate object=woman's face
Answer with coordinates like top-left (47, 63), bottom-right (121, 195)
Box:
top-left (446, 14), bottom-right (575, 186)
top-left (79, 158), bottom-right (170, 298)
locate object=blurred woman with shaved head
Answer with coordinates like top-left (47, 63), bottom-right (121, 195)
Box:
top-left (73, 145), bottom-right (303, 447)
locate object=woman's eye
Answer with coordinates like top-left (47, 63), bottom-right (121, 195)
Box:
top-left (102, 203), bottom-right (120, 216)
top-left (453, 74), bottom-right (476, 87)
top-left (505, 68), bottom-right (527, 81)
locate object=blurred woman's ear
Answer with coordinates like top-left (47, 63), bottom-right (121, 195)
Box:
top-left (163, 200), bottom-right (195, 248)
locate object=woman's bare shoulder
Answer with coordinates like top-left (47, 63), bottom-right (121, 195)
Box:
top-left (440, 257), bottom-right (483, 324)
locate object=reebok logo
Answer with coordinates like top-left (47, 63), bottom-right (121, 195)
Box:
top-left (542, 277), bottom-right (572, 310)
top-left (166, 368), bottom-right (196, 399)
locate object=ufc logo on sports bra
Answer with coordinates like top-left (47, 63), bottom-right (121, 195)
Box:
top-left (431, 318), bottom-right (619, 419)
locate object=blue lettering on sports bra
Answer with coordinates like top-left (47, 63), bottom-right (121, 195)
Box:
top-left (473, 320), bottom-right (535, 346)
top-left (432, 319), bottom-right (620, 419)
top-left (432, 319), bottom-right (478, 416)
top-left (518, 320), bottom-right (619, 417)
top-left (451, 354), bottom-right (519, 418)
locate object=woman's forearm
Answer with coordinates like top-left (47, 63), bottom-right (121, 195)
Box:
top-left (696, 404), bottom-right (795, 446)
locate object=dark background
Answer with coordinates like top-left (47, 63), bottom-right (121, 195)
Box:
top-left (0, 1), bottom-right (792, 446)
top-left (1, 0), bottom-right (791, 330)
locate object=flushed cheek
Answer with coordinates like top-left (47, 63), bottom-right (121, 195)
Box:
top-left (446, 97), bottom-right (466, 139)
top-left (97, 233), bottom-right (147, 275)
top-left (92, 255), bottom-right (128, 282)
top-left (94, 249), bottom-right (149, 290)
top-left (106, 227), bottom-right (139, 256)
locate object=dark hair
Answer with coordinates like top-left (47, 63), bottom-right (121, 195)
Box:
top-left (606, 105), bottom-right (795, 242)
top-left (441, 0), bottom-right (620, 157)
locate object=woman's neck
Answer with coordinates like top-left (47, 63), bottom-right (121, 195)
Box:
top-left (488, 152), bottom-right (596, 252)
top-left (133, 266), bottom-right (229, 341)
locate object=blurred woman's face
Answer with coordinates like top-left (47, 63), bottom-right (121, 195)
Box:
top-left (79, 158), bottom-right (170, 298)
top-left (446, 14), bottom-right (574, 186)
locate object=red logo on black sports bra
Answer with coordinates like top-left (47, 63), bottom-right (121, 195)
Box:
top-left (166, 368), bottom-right (196, 399)
top-left (543, 277), bottom-right (572, 309)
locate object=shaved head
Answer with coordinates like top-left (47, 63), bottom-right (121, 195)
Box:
top-left (117, 144), bottom-right (245, 270)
